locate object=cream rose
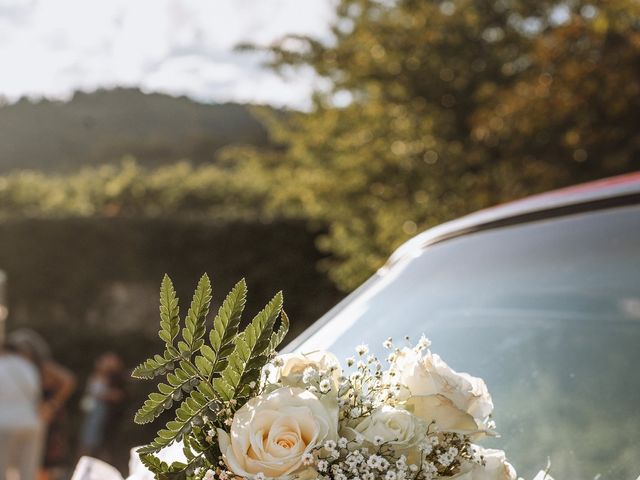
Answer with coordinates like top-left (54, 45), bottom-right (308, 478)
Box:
top-left (217, 387), bottom-right (338, 479)
top-left (451, 448), bottom-right (517, 480)
top-left (351, 406), bottom-right (423, 453)
top-left (274, 351), bottom-right (341, 389)
top-left (393, 347), bottom-right (493, 432)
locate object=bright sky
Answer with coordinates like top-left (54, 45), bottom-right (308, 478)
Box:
top-left (0, 0), bottom-right (334, 108)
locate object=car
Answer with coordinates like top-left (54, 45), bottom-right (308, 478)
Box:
top-left (285, 172), bottom-right (640, 480)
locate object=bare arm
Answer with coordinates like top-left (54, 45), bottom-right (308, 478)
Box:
top-left (41, 360), bottom-right (76, 422)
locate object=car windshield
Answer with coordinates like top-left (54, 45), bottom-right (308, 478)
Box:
top-left (295, 203), bottom-right (640, 479)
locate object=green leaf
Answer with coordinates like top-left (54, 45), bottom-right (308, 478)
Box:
top-left (182, 274), bottom-right (212, 354)
top-left (131, 349), bottom-right (178, 380)
top-left (213, 291), bottom-right (283, 401)
top-left (134, 366), bottom-right (197, 424)
top-left (137, 382), bottom-right (218, 454)
top-left (269, 310), bottom-right (290, 353)
top-left (159, 274), bottom-right (180, 347)
top-left (209, 278), bottom-right (247, 371)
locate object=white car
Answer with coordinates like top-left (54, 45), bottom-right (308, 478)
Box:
top-left (286, 172), bottom-right (640, 480)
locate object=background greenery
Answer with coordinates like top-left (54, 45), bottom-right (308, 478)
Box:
top-left (1, 0), bottom-right (639, 472)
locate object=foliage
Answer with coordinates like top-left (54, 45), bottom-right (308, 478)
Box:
top-left (133, 274), bottom-right (288, 479)
top-left (228, 0), bottom-right (640, 290)
top-left (0, 158), bottom-right (264, 220)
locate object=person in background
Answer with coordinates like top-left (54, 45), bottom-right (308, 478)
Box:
top-left (0, 341), bottom-right (43, 480)
top-left (78, 352), bottom-right (127, 460)
top-left (7, 329), bottom-right (76, 480)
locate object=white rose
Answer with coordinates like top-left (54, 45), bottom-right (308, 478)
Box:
top-left (394, 348), bottom-right (493, 432)
top-left (352, 406), bottom-right (423, 451)
top-left (274, 351), bottom-right (341, 389)
top-left (452, 448), bottom-right (517, 480)
top-left (218, 387), bottom-right (338, 479)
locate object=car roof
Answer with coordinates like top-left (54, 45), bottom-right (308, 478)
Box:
top-left (384, 171), bottom-right (640, 271)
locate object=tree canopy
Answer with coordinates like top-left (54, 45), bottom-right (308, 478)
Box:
top-left (228, 0), bottom-right (640, 290)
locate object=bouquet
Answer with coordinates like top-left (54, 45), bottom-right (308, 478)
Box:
top-left (133, 275), bottom-right (553, 480)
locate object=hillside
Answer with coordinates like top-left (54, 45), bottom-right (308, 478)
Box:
top-left (0, 88), bottom-right (270, 172)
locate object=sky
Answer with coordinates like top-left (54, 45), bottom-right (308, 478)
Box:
top-left (0, 0), bottom-right (334, 108)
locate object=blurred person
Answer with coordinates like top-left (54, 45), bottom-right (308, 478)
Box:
top-left (0, 341), bottom-right (43, 480)
top-left (78, 352), bottom-right (127, 460)
top-left (7, 329), bottom-right (76, 480)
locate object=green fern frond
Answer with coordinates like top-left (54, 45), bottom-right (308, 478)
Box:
top-left (137, 381), bottom-right (219, 454)
top-left (269, 310), bottom-right (290, 353)
top-left (180, 274), bottom-right (212, 355)
top-left (134, 275), bottom-right (288, 479)
top-left (159, 274), bottom-right (180, 347)
top-left (208, 278), bottom-right (247, 370)
top-left (134, 363), bottom-right (201, 424)
top-left (131, 349), bottom-right (179, 380)
top-left (213, 291), bottom-right (283, 401)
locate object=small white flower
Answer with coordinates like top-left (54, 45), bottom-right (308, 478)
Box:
top-left (383, 337), bottom-right (393, 349)
top-left (319, 378), bottom-right (332, 393)
top-left (385, 470), bottom-right (397, 480)
top-left (338, 437), bottom-right (348, 448)
top-left (437, 453), bottom-right (453, 467)
top-left (324, 439), bottom-right (337, 451)
top-left (409, 464), bottom-right (419, 473)
top-left (302, 452), bottom-right (314, 466)
top-left (302, 366), bottom-right (319, 383)
top-left (356, 344), bottom-right (369, 356)
top-left (429, 435), bottom-right (439, 446)
top-left (203, 470), bottom-right (215, 480)
top-left (355, 433), bottom-right (365, 444)
top-left (448, 446), bottom-right (459, 457)
top-left (255, 473), bottom-right (266, 480)
top-left (417, 335), bottom-right (431, 350)
top-left (346, 357), bottom-right (356, 367)
top-left (418, 441), bottom-right (432, 455)
top-left (317, 460), bottom-right (329, 472)
top-left (373, 435), bottom-right (384, 446)
top-left (350, 407), bottom-right (362, 418)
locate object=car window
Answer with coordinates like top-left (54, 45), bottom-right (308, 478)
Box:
top-left (296, 204), bottom-right (640, 479)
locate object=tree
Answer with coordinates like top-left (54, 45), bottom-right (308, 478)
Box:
top-left (227, 0), bottom-right (640, 290)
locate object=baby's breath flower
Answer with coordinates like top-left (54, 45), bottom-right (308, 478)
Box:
top-left (319, 378), bottom-right (331, 393)
top-left (356, 344), bottom-right (369, 356)
top-left (203, 470), bottom-right (215, 480)
top-left (385, 470), bottom-right (397, 480)
top-left (272, 357), bottom-right (284, 367)
top-left (255, 473), bottom-right (266, 480)
top-left (317, 460), bottom-right (329, 472)
top-left (324, 439), bottom-right (337, 451)
top-left (346, 357), bottom-right (356, 367)
top-left (350, 407), bottom-right (362, 418)
top-left (417, 335), bottom-right (431, 350)
top-left (338, 437), bottom-right (348, 448)
top-left (373, 435), bottom-right (384, 446)
top-left (302, 452), bottom-right (314, 466)
top-left (302, 366), bottom-right (319, 383)
top-left (383, 337), bottom-right (393, 349)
